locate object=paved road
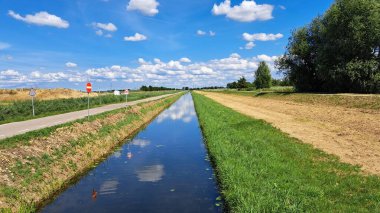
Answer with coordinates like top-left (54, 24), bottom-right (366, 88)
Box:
top-left (0, 93), bottom-right (176, 139)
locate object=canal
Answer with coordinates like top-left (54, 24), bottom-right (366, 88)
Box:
top-left (41, 93), bottom-right (222, 212)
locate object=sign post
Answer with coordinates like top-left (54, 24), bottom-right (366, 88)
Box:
top-left (29, 88), bottom-right (36, 116)
top-left (124, 89), bottom-right (129, 106)
top-left (86, 82), bottom-right (92, 120)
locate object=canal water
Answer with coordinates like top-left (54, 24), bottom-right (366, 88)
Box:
top-left (41, 93), bottom-right (222, 212)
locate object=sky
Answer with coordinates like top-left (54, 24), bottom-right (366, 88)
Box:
top-left (0, 0), bottom-right (334, 90)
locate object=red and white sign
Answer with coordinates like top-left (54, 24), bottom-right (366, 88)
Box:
top-left (86, 82), bottom-right (92, 93)
top-left (124, 89), bottom-right (129, 95)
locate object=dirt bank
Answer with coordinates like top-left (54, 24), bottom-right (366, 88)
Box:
top-left (197, 91), bottom-right (380, 175)
top-left (0, 94), bottom-right (181, 211)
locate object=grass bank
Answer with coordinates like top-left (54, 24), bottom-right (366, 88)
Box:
top-left (0, 90), bottom-right (177, 125)
top-left (214, 88), bottom-right (380, 110)
top-left (192, 92), bottom-right (380, 212)
top-left (0, 93), bottom-right (183, 212)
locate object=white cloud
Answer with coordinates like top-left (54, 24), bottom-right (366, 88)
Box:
top-left (65, 62), bottom-right (77, 68)
top-left (92, 22), bottom-right (117, 32)
top-left (124, 33), bottom-right (147, 41)
top-left (95, 30), bottom-right (103, 36)
top-left (279, 5), bottom-right (286, 10)
top-left (197, 30), bottom-right (206, 36)
top-left (243, 33), bottom-right (283, 41)
top-left (197, 30), bottom-right (216, 37)
top-left (8, 10), bottom-right (69, 28)
top-left (256, 54), bottom-right (279, 62)
top-left (1, 54), bottom-right (282, 88)
top-left (180, 57), bottom-right (191, 63)
top-left (244, 41), bottom-right (255, 49)
top-left (127, 0), bottom-right (159, 16)
top-left (212, 0), bottom-right (274, 22)
top-left (0, 42), bottom-right (10, 50)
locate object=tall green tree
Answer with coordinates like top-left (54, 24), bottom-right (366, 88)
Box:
top-left (277, 0), bottom-right (380, 93)
top-left (254, 62), bottom-right (272, 89)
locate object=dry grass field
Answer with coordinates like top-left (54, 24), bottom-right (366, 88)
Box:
top-left (0, 88), bottom-right (99, 102)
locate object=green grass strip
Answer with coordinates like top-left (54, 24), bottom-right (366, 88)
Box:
top-left (192, 92), bottom-right (380, 212)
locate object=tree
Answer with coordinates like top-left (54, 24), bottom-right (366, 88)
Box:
top-left (277, 0), bottom-right (380, 93)
top-left (237, 76), bottom-right (249, 90)
top-left (254, 62), bottom-right (272, 89)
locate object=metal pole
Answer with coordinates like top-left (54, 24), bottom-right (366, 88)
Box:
top-left (32, 96), bottom-right (35, 116)
top-left (87, 92), bottom-right (90, 120)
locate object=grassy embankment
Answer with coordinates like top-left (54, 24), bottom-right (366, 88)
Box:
top-left (192, 92), bottom-right (380, 212)
top-left (0, 90), bottom-right (177, 125)
top-left (0, 93), bottom-right (183, 212)
top-left (214, 87), bottom-right (380, 110)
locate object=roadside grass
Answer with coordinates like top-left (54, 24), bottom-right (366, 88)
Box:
top-left (0, 93), bottom-right (183, 211)
top-left (0, 90), bottom-right (177, 125)
top-left (192, 92), bottom-right (380, 212)
top-left (215, 88), bottom-right (380, 110)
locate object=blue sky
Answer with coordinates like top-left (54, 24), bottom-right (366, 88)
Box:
top-left (0, 0), bottom-right (334, 90)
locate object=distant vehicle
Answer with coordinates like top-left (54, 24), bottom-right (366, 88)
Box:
top-left (113, 90), bottom-right (121, 96)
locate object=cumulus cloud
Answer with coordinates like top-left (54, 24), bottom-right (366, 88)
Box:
top-left (197, 30), bottom-right (206, 36)
top-left (8, 10), bottom-right (69, 28)
top-left (127, 0), bottom-right (159, 16)
top-left (1, 54), bottom-right (282, 88)
top-left (244, 41), bottom-right (255, 49)
top-left (180, 57), bottom-right (191, 63)
top-left (92, 22), bottom-right (117, 38)
top-left (243, 33), bottom-right (283, 41)
top-left (212, 0), bottom-right (274, 22)
top-left (0, 42), bottom-right (10, 50)
top-left (209, 31), bottom-right (216, 36)
top-left (124, 33), bottom-right (147, 41)
top-left (65, 62), bottom-right (77, 68)
top-left (92, 22), bottom-right (117, 32)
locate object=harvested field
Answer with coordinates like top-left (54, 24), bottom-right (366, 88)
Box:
top-left (0, 88), bottom-right (99, 102)
top-left (197, 91), bottom-right (380, 175)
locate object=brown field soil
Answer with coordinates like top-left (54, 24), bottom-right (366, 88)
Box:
top-left (0, 88), bottom-right (99, 102)
top-left (197, 91), bottom-right (380, 175)
top-left (0, 94), bottom-right (180, 211)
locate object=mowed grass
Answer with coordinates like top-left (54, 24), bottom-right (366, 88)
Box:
top-left (192, 92), bottom-right (380, 212)
top-left (0, 90), bottom-right (177, 124)
top-left (215, 88), bottom-right (380, 110)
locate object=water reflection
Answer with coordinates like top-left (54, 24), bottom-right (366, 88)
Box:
top-left (156, 94), bottom-right (196, 123)
top-left (131, 139), bottom-right (150, 148)
top-left (99, 180), bottom-right (119, 195)
top-left (41, 94), bottom-right (222, 212)
top-left (135, 165), bottom-right (165, 182)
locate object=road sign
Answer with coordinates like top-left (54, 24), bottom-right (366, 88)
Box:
top-left (29, 88), bottom-right (36, 116)
top-left (29, 88), bottom-right (36, 97)
top-left (86, 82), bottom-right (92, 93)
top-left (124, 89), bottom-right (129, 95)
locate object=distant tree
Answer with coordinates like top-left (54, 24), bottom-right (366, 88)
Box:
top-left (254, 62), bottom-right (272, 89)
top-left (227, 82), bottom-right (238, 89)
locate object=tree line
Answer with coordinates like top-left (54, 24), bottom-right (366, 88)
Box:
top-left (140, 85), bottom-right (176, 91)
top-left (276, 0), bottom-right (380, 93)
top-left (226, 62), bottom-right (291, 90)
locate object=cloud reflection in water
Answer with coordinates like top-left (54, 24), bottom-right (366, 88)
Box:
top-left (156, 94), bottom-right (196, 123)
top-left (135, 165), bottom-right (165, 182)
